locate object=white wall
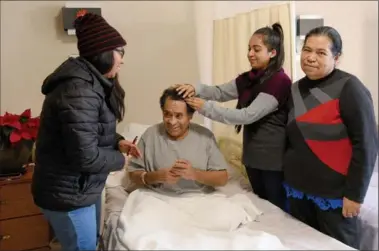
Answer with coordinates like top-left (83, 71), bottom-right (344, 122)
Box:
top-left (0, 1), bottom-right (201, 129)
top-left (212, 1), bottom-right (286, 20)
top-left (194, 1), bottom-right (378, 122)
top-left (1, 1), bottom-right (377, 125)
top-left (295, 1), bottom-right (378, 121)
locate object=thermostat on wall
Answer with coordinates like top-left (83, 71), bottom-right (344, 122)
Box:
top-left (296, 15), bottom-right (324, 39)
top-left (61, 6), bottom-right (102, 36)
top-left (296, 15), bottom-right (324, 54)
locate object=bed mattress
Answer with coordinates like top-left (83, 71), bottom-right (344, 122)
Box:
top-left (102, 184), bottom-right (355, 250)
top-left (359, 171), bottom-right (378, 250)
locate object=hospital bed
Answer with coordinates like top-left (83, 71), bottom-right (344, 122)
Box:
top-left (101, 183), bottom-right (355, 250)
top-left (359, 170), bottom-right (378, 250)
top-left (99, 123), bottom-right (377, 250)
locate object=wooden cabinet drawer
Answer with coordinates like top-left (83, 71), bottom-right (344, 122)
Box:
top-left (0, 183), bottom-right (41, 220)
top-left (0, 215), bottom-right (50, 251)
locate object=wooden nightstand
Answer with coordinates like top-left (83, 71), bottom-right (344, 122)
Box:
top-left (0, 167), bottom-right (51, 251)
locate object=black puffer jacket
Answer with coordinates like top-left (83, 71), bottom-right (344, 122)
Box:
top-left (32, 57), bottom-right (125, 211)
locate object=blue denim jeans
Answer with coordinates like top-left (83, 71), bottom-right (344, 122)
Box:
top-left (41, 198), bottom-right (101, 251)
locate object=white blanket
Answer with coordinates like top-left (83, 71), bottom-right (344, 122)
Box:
top-left (114, 189), bottom-right (288, 250)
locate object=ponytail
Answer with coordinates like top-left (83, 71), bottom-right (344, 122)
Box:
top-left (272, 22), bottom-right (285, 65)
top-left (271, 22), bottom-right (285, 71)
top-left (234, 23), bottom-right (285, 134)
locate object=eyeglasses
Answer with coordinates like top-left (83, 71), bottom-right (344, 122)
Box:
top-left (115, 47), bottom-right (125, 58)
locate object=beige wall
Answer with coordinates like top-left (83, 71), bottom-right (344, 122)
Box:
top-left (1, 1), bottom-right (378, 127)
top-left (0, 1), bottom-right (200, 130)
top-left (295, 1), bottom-right (378, 80)
top-left (295, 1), bottom-right (378, 121)
top-left (207, 1), bottom-right (378, 121)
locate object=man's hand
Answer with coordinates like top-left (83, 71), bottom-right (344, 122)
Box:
top-left (118, 140), bottom-right (141, 158)
top-left (342, 197), bottom-right (361, 218)
top-left (151, 168), bottom-right (181, 185)
top-left (173, 84), bottom-right (196, 98)
top-left (171, 159), bottom-right (197, 180)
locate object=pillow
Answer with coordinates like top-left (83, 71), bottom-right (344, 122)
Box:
top-left (369, 157), bottom-right (378, 187)
top-left (123, 123), bottom-right (151, 142)
top-left (369, 171), bottom-right (378, 188)
top-left (105, 157), bottom-right (129, 188)
top-left (374, 156), bottom-right (378, 172)
top-left (217, 137), bottom-right (252, 191)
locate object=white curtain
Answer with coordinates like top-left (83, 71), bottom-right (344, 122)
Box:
top-left (193, 1), bottom-right (215, 130)
top-left (211, 2), bottom-right (294, 141)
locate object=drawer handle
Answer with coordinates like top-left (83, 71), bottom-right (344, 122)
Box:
top-left (0, 235), bottom-right (11, 240)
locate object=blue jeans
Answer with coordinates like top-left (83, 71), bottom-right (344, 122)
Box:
top-left (41, 199), bottom-right (101, 251)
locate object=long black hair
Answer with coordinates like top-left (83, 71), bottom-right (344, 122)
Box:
top-left (253, 22), bottom-right (285, 84)
top-left (84, 51), bottom-right (126, 122)
top-left (234, 23), bottom-right (285, 134)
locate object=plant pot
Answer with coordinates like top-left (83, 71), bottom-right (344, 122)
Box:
top-left (0, 140), bottom-right (34, 177)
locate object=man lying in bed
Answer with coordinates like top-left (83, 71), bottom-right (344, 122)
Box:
top-left (128, 88), bottom-right (228, 194)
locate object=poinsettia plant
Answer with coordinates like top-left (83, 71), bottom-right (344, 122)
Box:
top-left (0, 109), bottom-right (40, 149)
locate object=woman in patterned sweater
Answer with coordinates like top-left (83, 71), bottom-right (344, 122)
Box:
top-left (284, 26), bottom-right (378, 249)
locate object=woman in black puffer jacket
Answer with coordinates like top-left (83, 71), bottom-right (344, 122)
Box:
top-left (32, 13), bottom-right (140, 251)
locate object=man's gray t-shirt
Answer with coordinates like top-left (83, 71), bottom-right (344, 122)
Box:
top-left (128, 123), bottom-right (228, 194)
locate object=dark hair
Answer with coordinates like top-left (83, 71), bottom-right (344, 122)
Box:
top-left (253, 22), bottom-right (285, 84)
top-left (303, 26), bottom-right (343, 56)
top-left (84, 51), bottom-right (125, 122)
top-left (233, 23), bottom-right (285, 134)
top-left (159, 88), bottom-right (195, 115)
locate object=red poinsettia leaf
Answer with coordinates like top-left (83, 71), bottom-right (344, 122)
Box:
top-left (30, 130), bottom-right (38, 139)
top-left (21, 131), bottom-right (32, 140)
top-left (9, 131), bottom-right (22, 143)
top-left (35, 117), bottom-right (40, 127)
top-left (1, 109), bottom-right (40, 146)
top-left (26, 117), bottom-right (39, 127)
top-left (4, 120), bottom-right (21, 130)
top-left (2, 112), bottom-right (21, 129)
top-left (20, 109), bottom-right (31, 119)
top-left (4, 112), bottom-right (18, 119)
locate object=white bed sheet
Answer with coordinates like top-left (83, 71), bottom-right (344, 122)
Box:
top-left (227, 183), bottom-right (378, 251)
top-left (359, 171), bottom-right (378, 251)
top-left (102, 183), bottom-right (354, 250)
top-left (102, 186), bottom-right (128, 250)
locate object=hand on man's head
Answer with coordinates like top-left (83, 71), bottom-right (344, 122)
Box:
top-left (173, 84), bottom-right (196, 98)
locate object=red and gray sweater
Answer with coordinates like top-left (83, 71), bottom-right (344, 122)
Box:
top-left (284, 69), bottom-right (378, 203)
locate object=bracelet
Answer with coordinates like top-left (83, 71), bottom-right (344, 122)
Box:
top-left (140, 171), bottom-right (147, 185)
